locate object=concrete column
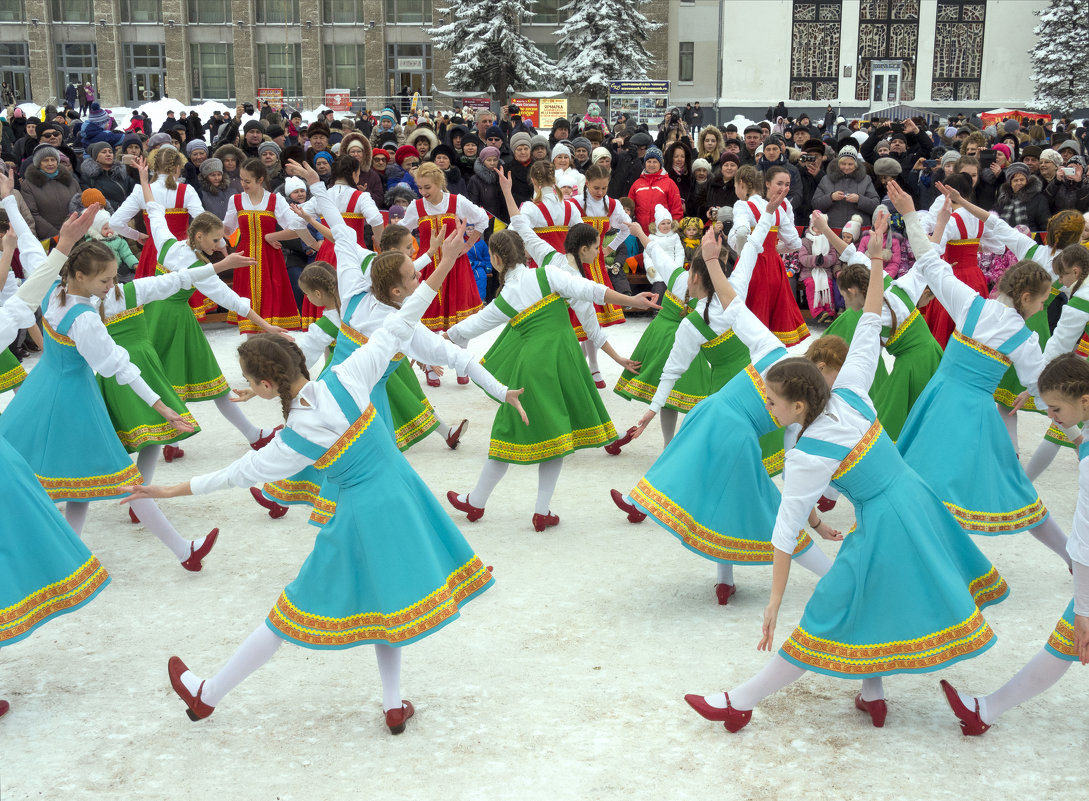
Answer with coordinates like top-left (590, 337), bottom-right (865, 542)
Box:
top-left (300, 0), bottom-right (323, 107)
top-left (26, 0), bottom-right (56, 104)
top-left (363, 0), bottom-right (386, 108)
top-left (644, 0), bottom-right (670, 82)
top-left (163, 0), bottom-right (191, 103)
top-left (914, 0), bottom-right (938, 105)
top-left (429, 2), bottom-right (447, 99)
top-left (838, 0), bottom-right (860, 104)
top-left (93, 0), bottom-right (122, 107)
top-left (232, 0), bottom-right (257, 106)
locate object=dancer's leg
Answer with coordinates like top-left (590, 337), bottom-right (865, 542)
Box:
top-left (1029, 517), bottom-right (1072, 569)
top-left (660, 408), bottom-right (678, 446)
top-left (375, 643), bottom-right (403, 712)
top-left (999, 404), bottom-right (1018, 454)
top-left (462, 459), bottom-right (509, 508)
top-left (704, 654), bottom-right (807, 711)
top-left (535, 457), bottom-right (563, 515)
top-left (792, 546), bottom-right (833, 577)
top-left (180, 623), bottom-right (284, 707)
top-left (136, 445), bottom-right (161, 486)
top-left (960, 649), bottom-right (1072, 725)
top-left (64, 501), bottom-right (89, 535)
top-left (128, 498), bottom-right (206, 561)
top-left (715, 563), bottom-right (735, 585)
top-left (213, 395), bottom-right (262, 444)
top-left (582, 340), bottom-right (601, 375)
top-left (1026, 439), bottom-right (1063, 481)
top-left (860, 677), bottom-right (884, 702)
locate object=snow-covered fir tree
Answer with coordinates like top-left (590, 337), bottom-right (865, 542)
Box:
top-left (556, 0), bottom-right (659, 97)
top-left (428, 1), bottom-right (557, 93)
top-left (1029, 0), bottom-right (1089, 109)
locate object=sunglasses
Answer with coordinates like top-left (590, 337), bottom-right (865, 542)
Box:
top-left (487, 137), bottom-right (502, 143)
top-left (41, 131), bottom-right (61, 138)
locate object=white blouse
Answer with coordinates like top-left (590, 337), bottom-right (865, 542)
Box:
top-left (1069, 452), bottom-right (1089, 586)
top-left (0, 297), bottom-right (34, 348)
top-left (301, 182), bottom-right (383, 228)
top-left (446, 262), bottom-right (607, 347)
top-left (293, 310), bottom-right (341, 370)
top-left (841, 243), bottom-right (930, 336)
top-left (771, 312), bottom-right (884, 553)
top-left (575, 194), bottom-right (631, 230)
top-left (518, 189), bottom-right (584, 229)
top-left (729, 194), bottom-right (802, 253)
top-left (147, 202), bottom-right (252, 317)
top-left (99, 266), bottom-right (216, 318)
top-left (986, 214), bottom-right (1060, 280)
top-left (223, 190), bottom-right (307, 235)
top-left (399, 192), bottom-right (489, 235)
top-left (191, 286), bottom-right (435, 495)
top-left (933, 207), bottom-right (1004, 257)
top-left (110, 178), bottom-right (204, 241)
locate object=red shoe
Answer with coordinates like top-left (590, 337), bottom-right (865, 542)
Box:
top-left (604, 426), bottom-right (637, 455)
top-left (610, 489), bottom-right (646, 523)
top-left (385, 700), bottom-right (415, 734)
top-left (939, 679), bottom-right (990, 736)
top-left (426, 370), bottom-right (440, 388)
top-left (128, 506), bottom-right (140, 525)
top-left (714, 583), bottom-right (737, 605)
top-left (250, 425), bottom-right (284, 451)
top-left (684, 692), bottom-right (752, 732)
top-left (854, 693), bottom-right (887, 728)
top-left (592, 371), bottom-right (606, 389)
top-left (457, 375), bottom-right (470, 385)
top-left (532, 511), bottom-right (560, 532)
top-left (249, 486), bottom-right (288, 519)
top-left (168, 656), bottom-right (215, 721)
top-left (445, 419), bottom-right (469, 450)
top-left (0, 699), bottom-right (8, 718)
top-left (816, 494), bottom-right (837, 512)
top-left (163, 444), bottom-right (185, 462)
top-left (181, 529), bottom-right (219, 572)
top-left (447, 491), bottom-right (484, 522)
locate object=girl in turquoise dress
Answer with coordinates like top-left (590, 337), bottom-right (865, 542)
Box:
top-left (940, 353), bottom-right (1089, 736)
top-left (125, 240), bottom-right (516, 734)
top-left (0, 226), bottom-right (27, 397)
top-left (685, 232), bottom-right (1008, 732)
top-left (0, 210), bottom-right (110, 720)
top-left (610, 203), bottom-right (835, 607)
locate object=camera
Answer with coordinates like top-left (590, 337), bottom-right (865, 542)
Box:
top-left (923, 159), bottom-right (938, 169)
top-left (670, 111), bottom-right (680, 124)
top-left (799, 153), bottom-right (817, 163)
top-left (891, 123), bottom-right (904, 133)
top-left (243, 102), bottom-right (254, 115)
top-left (979, 150), bottom-right (997, 168)
top-left (1064, 167), bottom-right (1077, 177)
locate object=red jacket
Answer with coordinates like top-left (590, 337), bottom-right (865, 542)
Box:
top-left (628, 169), bottom-right (683, 231)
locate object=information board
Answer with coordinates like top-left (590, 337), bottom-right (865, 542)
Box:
top-left (538, 98), bottom-right (568, 129)
top-left (608, 80), bottom-right (670, 128)
top-left (511, 98), bottom-right (540, 128)
top-left (257, 88), bottom-right (283, 109)
top-left (324, 89), bottom-right (352, 112)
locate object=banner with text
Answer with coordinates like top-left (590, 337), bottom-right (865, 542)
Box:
top-left (257, 88), bottom-right (284, 109)
top-left (538, 98), bottom-right (568, 129)
top-left (511, 98), bottom-right (540, 128)
top-left (325, 89), bottom-right (352, 112)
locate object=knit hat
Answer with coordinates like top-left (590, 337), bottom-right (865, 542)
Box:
top-left (874, 157), bottom-right (902, 177)
top-left (146, 132), bottom-right (173, 151)
top-left (484, 125), bottom-right (504, 142)
top-left (569, 136), bottom-right (592, 154)
top-left (1003, 119), bottom-right (1021, 134)
top-left (510, 132), bottom-right (532, 151)
top-left (480, 146), bottom-right (501, 161)
top-left (692, 157), bottom-right (712, 173)
top-left (87, 141), bottom-right (112, 161)
top-left (32, 145), bottom-right (60, 167)
top-left (875, 140), bottom-right (891, 154)
top-left (243, 120), bottom-right (264, 135)
top-left (940, 150), bottom-right (961, 168)
top-left (380, 108), bottom-right (397, 125)
top-left (1021, 144), bottom-right (1043, 159)
top-left (87, 102), bottom-right (109, 128)
top-left (990, 143), bottom-right (1011, 162)
top-left (121, 132), bottom-right (143, 151)
top-left (1058, 140), bottom-right (1081, 154)
top-left (643, 146), bottom-right (663, 165)
top-left (186, 139), bottom-right (208, 156)
top-left (283, 176), bottom-right (306, 196)
top-left (394, 145), bottom-right (420, 165)
top-left (836, 145), bottom-right (860, 160)
top-left (586, 103), bottom-right (601, 117)
top-left (765, 133), bottom-right (786, 149)
top-left (842, 214), bottom-right (863, 241)
top-left (944, 126), bottom-right (959, 139)
top-left (1005, 162), bottom-right (1030, 179)
top-left (889, 132), bottom-right (908, 144)
top-left (81, 188), bottom-right (107, 208)
top-left (199, 157), bottom-right (223, 177)
top-left (551, 117), bottom-right (570, 132)
top-left (654, 204), bottom-right (672, 228)
top-left (591, 147), bottom-right (611, 164)
top-left (719, 152), bottom-right (741, 166)
top-left (1041, 148), bottom-right (1063, 167)
top-left (90, 209), bottom-right (111, 238)
top-left (258, 141), bottom-right (281, 157)
top-left (371, 148), bottom-right (390, 162)
top-left (551, 142), bottom-right (573, 162)
top-left (872, 204), bottom-right (890, 226)
top-left (313, 150), bottom-right (334, 166)
top-left (266, 124), bottom-right (285, 139)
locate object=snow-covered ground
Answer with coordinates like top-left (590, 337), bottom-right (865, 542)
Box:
top-left (3, 316), bottom-right (1087, 800)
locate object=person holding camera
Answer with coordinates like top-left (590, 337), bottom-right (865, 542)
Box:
top-left (1044, 142), bottom-right (1089, 213)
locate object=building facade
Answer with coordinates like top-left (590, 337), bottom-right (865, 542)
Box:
top-left (0, 0), bottom-right (1049, 117)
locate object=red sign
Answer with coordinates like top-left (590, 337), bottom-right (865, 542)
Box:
top-left (462, 97), bottom-right (491, 113)
top-left (257, 88), bottom-right (283, 109)
top-left (511, 98), bottom-right (539, 128)
top-left (324, 89), bottom-right (352, 112)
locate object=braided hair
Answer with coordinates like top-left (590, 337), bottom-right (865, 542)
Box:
top-left (1039, 352), bottom-right (1089, 400)
top-left (996, 259), bottom-right (1052, 317)
top-left (805, 335), bottom-right (848, 370)
top-left (1055, 243), bottom-right (1089, 295)
top-left (835, 262), bottom-right (898, 334)
top-left (765, 357), bottom-right (831, 432)
top-left (58, 239), bottom-right (115, 320)
top-left (299, 261), bottom-right (340, 313)
top-left (237, 334), bottom-right (309, 421)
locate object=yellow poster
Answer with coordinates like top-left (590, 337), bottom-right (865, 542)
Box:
top-left (539, 98), bottom-right (568, 129)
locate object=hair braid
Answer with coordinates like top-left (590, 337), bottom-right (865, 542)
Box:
top-left (766, 357), bottom-right (830, 432)
top-left (1039, 352), bottom-right (1089, 399)
top-left (237, 334), bottom-right (308, 422)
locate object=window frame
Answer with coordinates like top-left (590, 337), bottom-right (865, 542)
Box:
top-left (255, 0), bottom-right (301, 25)
top-left (678, 41), bottom-right (694, 84)
top-left (187, 0), bottom-right (229, 25)
top-left (190, 42), bottom-right (236, 102)
top-left (323, 0), bottom-right (365, 24)
top-left (383, 0), bottom-right (432, 26)
top-left (120, 0), bottom-right (161, 24)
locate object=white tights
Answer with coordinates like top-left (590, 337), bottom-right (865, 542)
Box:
top-left (136, 445), bottom-right (161, 486)
top-left (961, 648), bottom-right (1072, 725)
top-left (465, 457), bottom-right (565, 515)
top-left (714, 546), bottom-right (832, 587)
top-left (188, 624), bottom-right (404, 711)
top-left (66, 498), bottom-right (196, 561)
top-left (1030, 517), bottom-right (1072, 569)
top-left (660, 409), bottom-right (678, 446)
top-left (705, 656), bottom-right (884, 711)
top-left (213, 395), bottom-right (261, 444)
top-left (581, 341), bottom-right (601, 375)
top-left (1000, 404), bottom-right (1018, 456)
top-left (1026, 439), bottom-right (1062, 481)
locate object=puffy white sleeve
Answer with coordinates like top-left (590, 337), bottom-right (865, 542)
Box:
top-left (609, 200), bottom-right (631, 229)
top-left (917, 194), bottom-right (946, 234)
top-left (446, 294), bottom-right (514, 346)
top-left (724, 295), bottom-right (782, 366)
top-left (544, 264), bottom-right (608, 306)
top-left (190, 436), bottom-right (313, 494)
top-left (650, 316), bottom-right (706, 413)
top-left (1043, 286), bottom-right (1089, 363)
top-left (455, 194), bottom-right (489, 233)
top-left (294, 318), bottom-right (338, 368)
top-left (402, 325), bottom-right (508, 400)
top-left (978, 212), bottom-right (1006, 256)
top-left (2, 195), bottom-right (48, 275)
top-left (352, 188), bottom-right (385, 227)
top-left (311, 182), bottom-right (374, 287)
top-left (890, 261), bottom-right (930, 306)
top-left (834, 312), bottom-right (883, 397)
top-left (222, 195), bottom-right (240, 234)
top-left (729, 210), bottom-right (776, 300)
top-left (1008, 329), bottom-right (1046, 404)
top-left (771, 449), bottom-right (836, 553)
top-left (157, 231), bottom-right (252, 317)
top-left (986, 215), bottom-right (1056, 278)
top-left (0, 298), bottom-right (34, 348)
top-left (399, 201), bottom-right (420, 232)
top-left (68, 312), bottom-right (159, 406)
top-left (727, 199), bottom-right (754, 251)
top-left (183, 184), bottom-right (206, 218)
top-left (131, 265), bottom-right (215, 305)
top-left (913, 248), bottom-right (977, 330)
top-left (775, 200), bottom-right (802, 251)
top-left (109, 185), bottom-right (145, 240)
top-left (517, 201), bottom-right (545, 227)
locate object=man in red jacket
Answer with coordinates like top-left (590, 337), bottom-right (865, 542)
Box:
top-left (627, 146), bottom-right (683, 232)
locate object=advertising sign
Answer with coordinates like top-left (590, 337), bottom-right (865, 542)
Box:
top-left (538, 98), bottom-right (568, 129)
top-left (511, 97), bottom-right (540, 128)
top-left (325, 89), bottom-right (352, 112)
top-left (257, 87), bottom-right (283, 109)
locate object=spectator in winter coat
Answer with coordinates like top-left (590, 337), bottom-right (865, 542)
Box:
top-left (696, 125), bottom-right (725, 166)
top-left (370, 108), bottom-right (405, 150)
top-left (812, 145), bottom-right (880, 228)
top-left (195, 158), bottom-right (232, 221)
top-left (430, 144), bottom-right (466, 196)
top-left (795, 139), bottom-right (828, 222)
top-left (466, 146), bottom-right (506, 225)
top-left (705, 153), bottom-right (740, 230)
top-left (664, 139), bottom-right (694, 201)
top-left (80, 103), bottom-right (124, 149)
top-left (628, 146), bottom-right (683, 231)
top-left (444, 124), bottom-right (469, 155)
top-left (1041, 148), bottom-right (1089, 213)
top-left (75, 141), bottom-right (133, 211)
top-left (457, 133), bottom-right (481, 182)
top-left (183, 138), bottom-right (209, 185)
top-left (548, 118), bottom-right (570, 149)
top-left (87, 209), bottom-right (138, 280)
top-left (406, 126), bottom-right (439, 161)
top-left (212, 143), bottom-right (245, 194)
top-left (859, 118), bottom-right (931, 171)
top-left (756, 134), bottom-right (802, 209)
top-left (482, 126), bottom-right (511, 163)
top-left (388, 145), bottom-right (420, 194)
top-left (740, 125), bottom-right (762, 167)
top-left (505, 131), bottom-right (534, 206)
top-left (994, 164), bottom-right (1050, 231)
top-left (686, 157), bottom-right (713, 220)
top-left (21, 147), bottom-right (80, 239)
top-left (569, 136), bottom-right (593, 174)
top-left (609, 130), bottom-right (652, 199)
top-left (338, 132), bottom-right (385, 207)
top-left (65, 82), bottom-right (77, 109)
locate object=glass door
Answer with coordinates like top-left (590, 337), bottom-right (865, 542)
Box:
top-left (869, 59), bottom-right (902, 107)
top-left (124, 44), bottom-right (165, 104)
top-left (130, 71), bottom-right (163, 103)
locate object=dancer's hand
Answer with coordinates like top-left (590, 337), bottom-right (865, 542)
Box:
top-left (133, 155), bottom-right (148, 181)
top-left (153, 401), bottom-right (195, 432)
top-left (505, 387), bottom-right (529, 425)
top-left (809, 210), bottom-right (829, 235)
top-left (57, 204), bottom-right (101, 252)
top-left (428, 364), bottom-right (445, 377)
top-left (264, 232), bottom-right (282, 250)
top-left (0, 166), bottom-right (13, 198)
top-left (1009, 390), bottom-right (1033, 414)
top-left (700, 226), bottom-right (720, 262)
top-left (215, 252), bottom-right (256, 273)
top-left (1075, 614), bottom-right (1089, 665)
top-left (231, 387), bottom-right (256, 402)
top-left (758, 602), bottom-right (779, 651)
top-left (885, 180), bottom-right (916, 216)
top-left (866, 214), bottom-right (888, 259)
top-left (495, 165), bottom-right (512, 194)
top-left (626, 291), bottom-right (661, 311)
top-left (933, 196), bottom-right (953, 236)
top-left (935, 181), bottom-right (963, 206)
top-left (121, 482), bottom-right (188, 502)
top-left (814, 520), bottom-right (843, 541)
top-left (630, 409), bottom-right (655, 439)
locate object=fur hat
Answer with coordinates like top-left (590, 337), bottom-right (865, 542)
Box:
top-left (283, 176), bottom-right (306, 196)
top-left (842, 214), bottom-right (863, 241)
top-left (591, 147), bottom-right (611, 165)
top-left (199, 157), bottom-right (223, 177)
top-left (874, 157), bottom-right (902, 177)
top-left (510, 131), bottom-right (533, 152)
top-left (1021, 144), bottom-right (1043, 159)
top-left (306, 121), bottom-right (331, 139)
top-left (585, 127), bottom-right (604, 145)
top-left (551, 117), bottom-right (570, 132)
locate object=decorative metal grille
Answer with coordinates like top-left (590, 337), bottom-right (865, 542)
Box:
top-left (932, 1), bottom-right (986, 101)
top-left (855, 0), bottom-right (918, 102)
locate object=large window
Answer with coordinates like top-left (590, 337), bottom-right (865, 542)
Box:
top-left (190, 43), bottom-right (235, 101)
top-left (855, 0), bottom-right (919, 102)
top-left (56, 42), bottom-right (96, 95)
top-left (324, 44), bottom-right (365, 93)
top-left (0, 42), bottom-right (30, 103)
top-left (51, 0), bottom-right (91, 22)
top-left (678, 42), bottom-right (694, 83)
top-left (187, 0), bottom-right (229, 24)
top-left (790, 0), bottom-right (841, 101)
top-left (384, 0), bottom-right (431, 25)
top-left (324, 0), bottom-right (365, 24)
top-left (257, 43), bottom-right (303, 98)
top-left (932, 1), bottom-right (986, 101)
top-left (528, 0), bottom-right (566, 24)
top-left (0, 1), bottom-right (24, 22)
top-left (120, 0), bottom-right (160, 23)
top-left (256, 0), bottom-right (300, 24)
